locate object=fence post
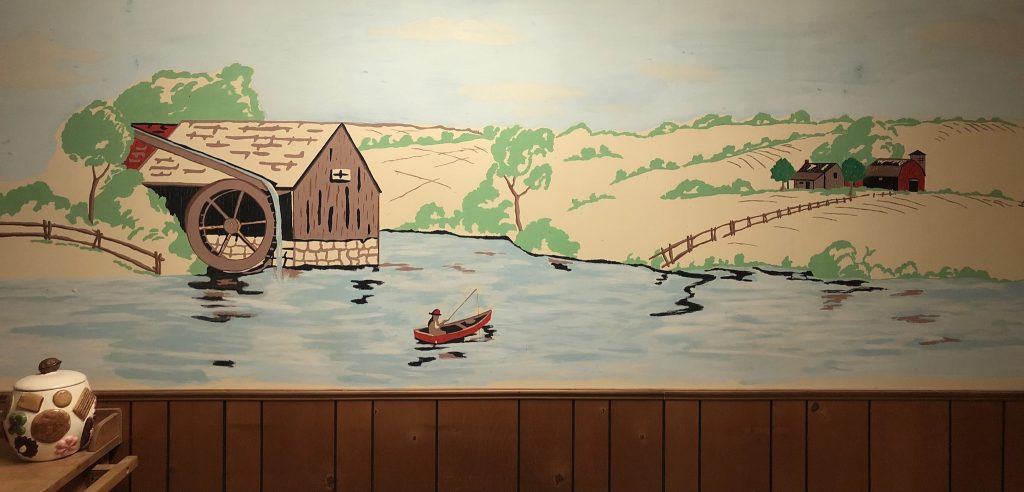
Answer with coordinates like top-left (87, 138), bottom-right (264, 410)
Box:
top-left (746, 216), bottom-right (751, 227)
top-left (42, 220), bottom-right (51, 240)
top-left (729, 220), bottom-right (735, 236)
top-left (92, 230), bottom-right (102, 249)
top-left (777, 209), bottom-right (782, 219)
top-left (154, 252), bottom-right (163, 275)
top-left (686, 235), bottom-right (693, 253)
top-left (710, 227), bottom-right (716, 241)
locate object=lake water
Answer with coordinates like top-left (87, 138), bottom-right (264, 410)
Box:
top-left (1, 231), bottom-right (1023, 390)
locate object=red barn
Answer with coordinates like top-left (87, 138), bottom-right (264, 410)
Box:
top-left (863, 150), bottom-right (926, 192)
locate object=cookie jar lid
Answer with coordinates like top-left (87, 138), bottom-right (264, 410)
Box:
top-left (13, 358), bottom-right (88, 392)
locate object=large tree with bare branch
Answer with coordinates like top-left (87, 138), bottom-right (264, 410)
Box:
top-left (490, 126), bottom-right (554, 232)
top-left (60, 101), bottom-right (132, 224)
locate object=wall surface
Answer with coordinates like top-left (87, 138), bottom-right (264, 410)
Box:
top-left (7, 390), bottom-right (1018, 492)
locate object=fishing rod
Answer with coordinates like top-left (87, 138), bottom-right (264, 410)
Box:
top-left (443, 288), bottom-right (478, 324)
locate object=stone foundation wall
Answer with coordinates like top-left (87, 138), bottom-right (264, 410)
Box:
top-left (205, 235), bottom-right (265, 260)
top-left (282, 237), bottom-right (379, 268)
top-left (204, 235), bottom-right (379, 268)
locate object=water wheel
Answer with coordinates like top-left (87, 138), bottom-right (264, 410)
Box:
top-left (185, 179), bottom-right (276, 273)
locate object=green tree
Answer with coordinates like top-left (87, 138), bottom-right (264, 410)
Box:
top-left (787, 110), bottom-right (811, 124)
top-left (747, 112), bottom-right (778, 125)
top-left (770, 158), bottom-right (796, 190)
top-left (460, 164), bottom-right (516, 235)
top-left (841, 157), bottom-right (866, 197)
top-left (113, 63), bottom-right (264, 123)
top-left (810, 117), bottom-right (881, 164)
top-left (60, 101), bottom-right (132, 224)
top-left (490, 126), bottom-right (555, 231)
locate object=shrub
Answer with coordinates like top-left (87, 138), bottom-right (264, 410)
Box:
top-left (515, 219), bottom-right (580, 257)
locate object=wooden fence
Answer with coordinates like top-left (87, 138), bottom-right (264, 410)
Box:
top-left (0, 219), bottom-right (164, 274)
top-left (651, 191), bottom-right (894, 266)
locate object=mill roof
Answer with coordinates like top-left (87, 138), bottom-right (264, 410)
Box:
top-left (124, 123), bottom-right (178, 169)
top-left (135, 121), bottom-right (345, 189)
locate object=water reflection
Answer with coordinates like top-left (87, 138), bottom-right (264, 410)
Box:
top-left (189, 271), bottom-right (262, 323)
top-left (188, 272), bottom-right (263, 296)
top-left (650, 271), bottom-right (716, 317)
top-left (7, 231), bottom-right (1019, 389)
top-left (707, 268), bottom-right (755, 282)
top-left (549, 259), bottom-right (572, 271)
top-left (351, 279), bottom-right (384, 290)
top-left (819, 286), bottom-right (886, 310)
top-left (380, 262), bottom-right (423, 271)
top-left (654, 273), bottom-right (668, 286)
top-left (409, 325), bottom-right (497, 366)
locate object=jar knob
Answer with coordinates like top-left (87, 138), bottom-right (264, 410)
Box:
top-left (38, 357), bottom-right (62, 374)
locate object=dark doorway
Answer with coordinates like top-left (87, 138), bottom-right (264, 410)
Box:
top-left (909, 179), bottom-right (919, 192)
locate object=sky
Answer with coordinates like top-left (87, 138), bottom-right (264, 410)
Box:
top-left (1, 0), bottom-right (1022, 179)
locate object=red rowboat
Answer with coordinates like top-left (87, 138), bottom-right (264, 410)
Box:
top-left (414, 310), bottom-right (493, 344)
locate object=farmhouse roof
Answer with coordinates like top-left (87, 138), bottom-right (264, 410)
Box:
top-left (792, 161), bottom-right (837, 181)
top-left (136, 121), bottom-right (343, 189)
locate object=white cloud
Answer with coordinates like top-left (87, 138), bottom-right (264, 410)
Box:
top-left (641, 63), bottom-right (719, 82)
top-left (458, 83), bottom-right (585, 103)
top-left (370, 17), bottom-right (522, 46)
top-left (0, 31), bottom-right (103, 88)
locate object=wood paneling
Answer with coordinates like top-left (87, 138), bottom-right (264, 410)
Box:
top-left (224, 401), bottom-right (261, 492)
top-left (519, 400), bottom-right (572, 491)
top-left (610, 400), bottom-right (663, 492)
top-left (337, 401), bottom-right (372, 492)
top-left (870, 401), bottom-right (949, 492)
top-left (66, 391), bottom-right (1024, 492)
top-left (772, 400), bottom-right (806, 492)
top-left (168, 401), bottom-right (223, 492)
top-left (131, 401), bottom-right (168, 492)
top-left (103, 400), bottom-right (133, 492)
top-left (951, 400), bottom-right (1002, 492)
top-left (573, 399), bottom-right (609, 492)
top-left (807, 400), bottom-right (868, 492)
top-left (700, 401), bottom-right (770, 492)
top-left (1007, 401), bottom-right (1024, 492)
top-left (262, 401), bottom-right (335, 492)
top-left (437, 400), bottom-right (517, 492)
top-left (373, 400), bottom-right (435, 492)
top-left (664, 400), bottom-right (699, 492)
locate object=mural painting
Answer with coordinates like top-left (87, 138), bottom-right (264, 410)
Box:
top-left (1, 1), bottom-right (1022, 390)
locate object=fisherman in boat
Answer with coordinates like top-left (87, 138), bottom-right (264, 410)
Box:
top-left (427, 308), bottom-right (445, 336)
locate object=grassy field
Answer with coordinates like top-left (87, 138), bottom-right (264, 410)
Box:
top-left (348, 116), bottom-right (1024, 280)
top-left (2, 115), bottom-right (1021, 279)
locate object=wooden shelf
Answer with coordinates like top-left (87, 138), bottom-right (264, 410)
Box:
top-left (0, 408), bottom-right (137, 492)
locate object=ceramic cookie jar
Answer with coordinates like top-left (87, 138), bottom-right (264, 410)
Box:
top-left (4, 358), bottom-right (97, 461)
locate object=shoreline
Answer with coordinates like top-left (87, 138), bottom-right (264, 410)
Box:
top-left (0, 228), bottom-right (1018, 282)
